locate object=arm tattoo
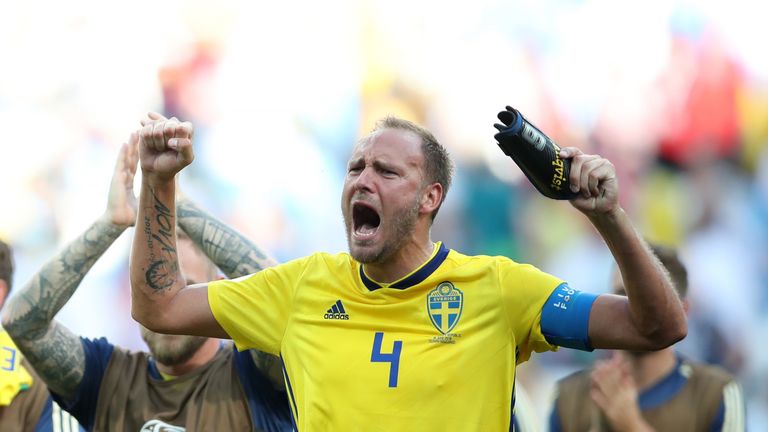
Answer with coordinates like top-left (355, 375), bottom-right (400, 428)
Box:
top-left (177, 199), bottom-right (282, 384)
top-left (18, 323), bottom-right (85, 400)
top-left (3, 218), bottom-right (125, 399)
top-left (143, 191), bottom-right (178, 291)
top-left (176, 199), bottom-right (285, 389)
top-left (177, 199), bottom-right (276, 278)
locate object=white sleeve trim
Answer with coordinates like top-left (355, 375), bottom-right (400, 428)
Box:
top-left (52, 401), bottom-right (81, 432)
top-left (721, 381), bottom-right (745, 432)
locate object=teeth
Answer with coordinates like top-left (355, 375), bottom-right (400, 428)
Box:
top-left (357, 224), bottom-right (376, 235)
top-left (355, 222), bottom-right (379, 238)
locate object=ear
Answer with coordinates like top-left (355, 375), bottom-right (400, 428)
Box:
top-left (420, 183), bottom-right (443, 216)
top-left (0, 280), bottom-right (8, 309)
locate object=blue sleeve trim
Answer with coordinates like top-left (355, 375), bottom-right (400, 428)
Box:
top-left (280, 353), bottom-right (299, 431)
top-left (709, 398), bottom-right (725, 432)
top-left (50, 337), bottom-right (114, 430)
top-left (34, 396), bottom-right (86, 432)
top-left (548, 402), bottom-right (563, 432)
top-left (33, 396), bottom-right (53, 432)
top-left (540, 283), bottom-right (598, 351)
top-left (509, 385), bottom-right (516, 432)
top-left (232, 349), bottom-right (293, 432)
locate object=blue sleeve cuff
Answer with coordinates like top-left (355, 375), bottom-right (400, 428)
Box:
top-left (541, 283), bottom-right (598, 351)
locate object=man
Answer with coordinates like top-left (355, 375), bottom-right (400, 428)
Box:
top-left (129, 112), bottom-right (687, 430)
top-left (0, 239), bottom-right (84, 431)
top-left (550, 244), bottom-right (745, 432)
top-left (2, 134), bottom-right (292, 431)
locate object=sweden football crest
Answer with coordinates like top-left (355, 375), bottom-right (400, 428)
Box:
top-left (427, 282), bottom-right (463, 334)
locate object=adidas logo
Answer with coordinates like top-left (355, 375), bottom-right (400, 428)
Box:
top-left (324, 300), bottom-right (350, 320)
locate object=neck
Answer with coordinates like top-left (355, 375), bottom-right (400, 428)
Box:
top-left (155, 338), bottom-right (220, 377)
top-left (363, 235), bottom-right (435, 284)
top-left (625, 348), bottom-right (677, 390)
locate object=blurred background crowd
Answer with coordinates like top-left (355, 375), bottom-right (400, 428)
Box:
top-left (1, 0), bottom-right (766, 429)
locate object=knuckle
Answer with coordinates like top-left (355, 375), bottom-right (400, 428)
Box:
top-left (181, 125), bottom-right (193, 138)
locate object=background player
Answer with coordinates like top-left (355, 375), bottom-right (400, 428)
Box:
top-left (0, 239), bottom-right (84, 431)
top-left (550, 244), bottom-right (745, 432)
top-left (2, 132), bottom-right (292, 431)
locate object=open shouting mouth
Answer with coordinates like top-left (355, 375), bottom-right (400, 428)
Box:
top-left (352, 201), bottom-right (381, 241)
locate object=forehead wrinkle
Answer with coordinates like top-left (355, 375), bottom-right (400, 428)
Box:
top-left (348, 129), bottom-right (425, 175)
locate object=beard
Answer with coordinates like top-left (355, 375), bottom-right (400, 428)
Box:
top-left (344, 195), bottom-right (420, 265)
top-left (140, 327), bottom-right (208, 366)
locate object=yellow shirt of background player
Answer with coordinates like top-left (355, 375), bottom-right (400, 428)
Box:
top-left (0, 329), bottom-right (34, 406)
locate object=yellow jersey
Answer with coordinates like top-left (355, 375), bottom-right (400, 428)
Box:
top-left (209, 242), bottom-right (564, 431)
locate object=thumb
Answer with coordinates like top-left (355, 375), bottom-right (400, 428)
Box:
top-left (559, 147), bottom-right (582, 158)
top-left (148, 111), bottom-right (167, 121)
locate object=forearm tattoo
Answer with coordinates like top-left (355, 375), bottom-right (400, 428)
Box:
top-left (20, 323), bottom-right (85, 400)
top-left (143, 190), bottom-right (178, 291)
top-left (177, 199), bottom-right (280, 383)
top-left (3, 218), bottom-right (125, 399)
top-left (177, 199), bottom-right (275, 278)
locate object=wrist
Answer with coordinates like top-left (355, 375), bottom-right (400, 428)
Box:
top-left (610, 407), bottom-right (653, 432)
top-left (142, 171), bottom-right (177, 187)
top-left (97, 212), bottom-right (130, 230)
top-left (586, 205), bottom-right (624, 227)
top-left (142, 175), bottom-right (178, 197)
top-left (627, 416), bottom-right (654, 432)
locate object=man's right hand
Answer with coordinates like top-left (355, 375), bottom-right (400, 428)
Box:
top-left (590, 353), bottom-right (653, 432)
top-left (138, 112), bottom-right (195, 182)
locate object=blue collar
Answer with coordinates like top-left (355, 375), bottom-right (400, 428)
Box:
top-left (637, 356), bottom-right (689, 410)
top-left (360, 243), bottom-right (450, 291)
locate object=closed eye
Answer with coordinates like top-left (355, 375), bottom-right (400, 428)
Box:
top-left (373, 162), bottom-right (398, 177)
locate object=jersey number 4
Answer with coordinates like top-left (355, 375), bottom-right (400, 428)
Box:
top-left (371, 332), bottom-right (403, 388)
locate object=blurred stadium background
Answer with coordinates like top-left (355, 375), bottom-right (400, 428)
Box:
top-left (1, 0), bottom-right (766, 429)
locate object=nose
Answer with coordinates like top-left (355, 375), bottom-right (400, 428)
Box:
top-left (352, 166), bottom-right (375, 193)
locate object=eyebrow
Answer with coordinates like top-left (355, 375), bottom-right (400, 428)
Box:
top-left (372, 160), bottom-right (398, 171)
top-left (347, 157), bottom-right (399, 170)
